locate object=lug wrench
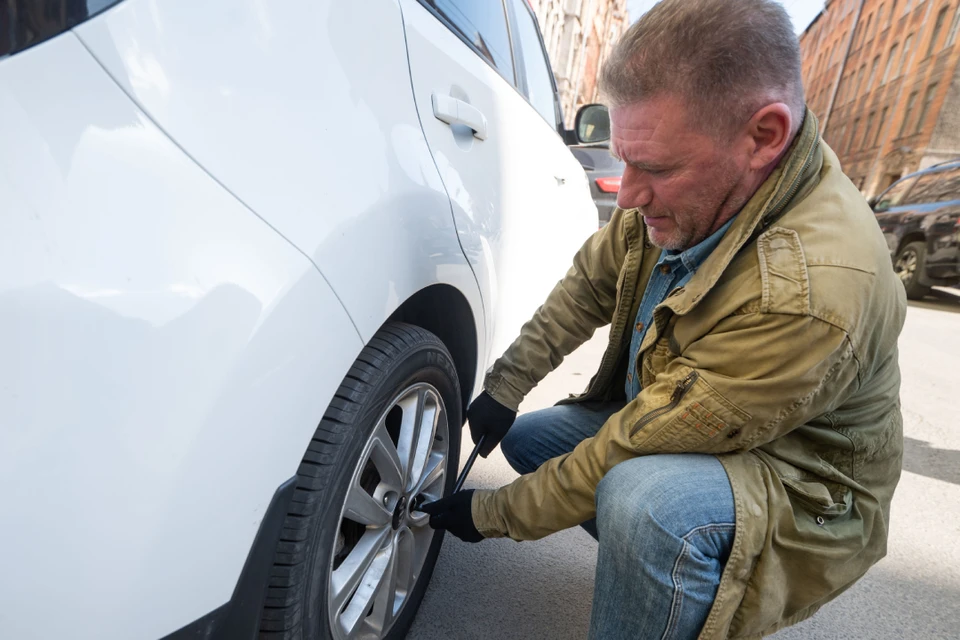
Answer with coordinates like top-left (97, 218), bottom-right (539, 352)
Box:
top-left (412, 434), bottom-right (486, 511)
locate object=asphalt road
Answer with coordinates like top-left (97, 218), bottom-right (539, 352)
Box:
top-left (408, 290), bottom-right (960, 640)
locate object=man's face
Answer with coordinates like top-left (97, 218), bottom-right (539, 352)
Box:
top-left (611, 95), bottom-right (751, 251)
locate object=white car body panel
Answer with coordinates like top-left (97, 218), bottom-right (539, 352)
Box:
top-left (398, 0), bottom-right (598, 362)
top-left (0, 1), bottom-right (599, 638)
top-left (0, 34), bottom-right (364, 640)
top-left (75, 0), bottom-right (486, 357)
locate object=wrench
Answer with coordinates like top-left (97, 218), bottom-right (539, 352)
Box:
top-left (412, 434), bottom-right (486, 511)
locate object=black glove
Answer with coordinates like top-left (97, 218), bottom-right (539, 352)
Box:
top-left (468, 392), bottom-right (517, 458)
top-left (420, 490), bottom-right (484, 543)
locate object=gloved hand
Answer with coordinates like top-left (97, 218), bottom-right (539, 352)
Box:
top-left (420, 490), bottom-right (484, 543)
top-left (468, 392), bottom-right (517, 457)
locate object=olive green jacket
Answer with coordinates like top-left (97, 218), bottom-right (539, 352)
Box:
top-left (472, 113), bottom-right (907, 638)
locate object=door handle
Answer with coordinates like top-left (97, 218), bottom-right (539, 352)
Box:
top-left (432, 93), bottom-right (488, 141)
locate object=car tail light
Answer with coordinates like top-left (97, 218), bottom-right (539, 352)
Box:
top-left (596, 176), bottom-right (622, 193)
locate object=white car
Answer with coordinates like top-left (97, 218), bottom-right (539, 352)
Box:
top-left (0, 1), bottom-right (600, 639)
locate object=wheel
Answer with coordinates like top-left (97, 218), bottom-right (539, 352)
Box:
top-left (894, 241), bottom-right (931, 300)
top-left (260, 323), bottom-right (462, 640)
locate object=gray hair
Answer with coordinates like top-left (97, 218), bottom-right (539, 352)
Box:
top-left (600, 0), bottom-right (805, 137)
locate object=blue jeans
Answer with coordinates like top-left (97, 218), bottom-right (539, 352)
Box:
top-left (501, 402), bottom-right (736, 640)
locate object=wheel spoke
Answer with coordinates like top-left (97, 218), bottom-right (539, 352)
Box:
top-left (367, 533), bottom-right (404, 636)
top-left (331, 527), bottom-right (392, 623)
top-left (409, 452), bottom-right (445, 530)
top-left (339, 534), bottom-right (395, 639)
top-left (343, 482), bottom-right (392, 528)
top-left (398, 388), bottom-right (442, 493)
top-left (407, 522), bottom-right (435, 584)
top-left (393, 529), bottom-right (416, 609)
top-left (369, 420), bottom-right (404, 493)
top-left (394, 389), bottom-right (422, 487)
top-left (409, 391), bottom-right (440, 492)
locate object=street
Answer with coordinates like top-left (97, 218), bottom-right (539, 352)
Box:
top-left (409, 291), bottom-right (960, 640)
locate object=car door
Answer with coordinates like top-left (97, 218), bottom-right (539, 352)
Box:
top-left (399, 0), bottom-right (596, 366)
top-left (874, 175), bottom-right (918, 255)
top-left (921, 166), bottom-right (960, 276)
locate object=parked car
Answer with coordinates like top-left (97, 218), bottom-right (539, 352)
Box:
top-left (568, 145), bottom-right (625, 227)
top-left (872, 160), bottom-right (960, 299)
top-left (0, 2), bottom-right (600, 639)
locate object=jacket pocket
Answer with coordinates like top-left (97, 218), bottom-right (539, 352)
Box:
top-left (781, 476), bottom-right (852, 518)
top-left (631, 373), bottom-right (752, 451)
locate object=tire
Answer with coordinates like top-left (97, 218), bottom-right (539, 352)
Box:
top-left (894, 241), bottom-right (931, 300)
top-left (260, 322), bottom-right (462, 640)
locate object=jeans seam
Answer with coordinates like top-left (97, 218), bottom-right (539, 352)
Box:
top-left (661, 522), bottom-right (736, 640)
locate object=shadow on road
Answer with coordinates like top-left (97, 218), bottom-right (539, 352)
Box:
top-left (908, 290), bottom-right (960, 314)
top-left (902, 436), bottom-right (960, 486)
top-left (772, 565), bottom-right (960, 639)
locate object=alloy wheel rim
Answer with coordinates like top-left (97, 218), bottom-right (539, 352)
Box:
top-left (895, 249), bottom-right (918, 284)
top-left (327, 382), bottom-right (448, 640)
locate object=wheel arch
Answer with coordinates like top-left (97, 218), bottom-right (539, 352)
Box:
top-left (386, 284), bottom-right (478, 425)
top-left (896, 231), bottom-right (927, 255)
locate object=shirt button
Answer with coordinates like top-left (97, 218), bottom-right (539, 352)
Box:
top-left (659, 264), bottom-right (671, 275)
top-left (636, 321), bottom-right (645, 332)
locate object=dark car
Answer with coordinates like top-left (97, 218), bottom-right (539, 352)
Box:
top-left (563, 104), bottom-right (623, 227)
top-left (569, 145), bottom-right (625, 227)
top-left (872, 160), bottom-right (960, 299)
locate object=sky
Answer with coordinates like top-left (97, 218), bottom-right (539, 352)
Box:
top-left (626, 0), bottom-right (826, 34)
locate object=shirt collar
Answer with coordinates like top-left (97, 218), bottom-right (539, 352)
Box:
top-left (662, 215), bottom-right (739, 273)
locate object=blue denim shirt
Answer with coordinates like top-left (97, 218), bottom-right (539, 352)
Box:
top-left (625, 216), bottom-right (738, 399)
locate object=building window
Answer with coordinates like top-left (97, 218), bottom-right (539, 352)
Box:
top-left (948, 5), bottom-right (960, 46)
top-left (875, 106), bottom-right (890, 146)
top-left (883, 43), bottom-right (900, 83)
top-left (891, 0), bottom-right (899, 18)
top-left (867, 55), bottom-right (882, 90)
top-left (927, 6), bottom-right (950, 57)
top-left (855, 64), bottom-right (867, 99)
top-left (904, 0), bottom-right (913, 14)
top-left (862, 14), bottom-right (874, 46)
top-left (898, 34), bottom-right (914, 77)
top-left (834, 124), bottom-right (848, 150)
top-left (915, 82), bottom-right (939, 133)
top-left (899, 91), bottom-right (919, 136)
top-left (848, 117), bottom-right (861, 153)
top-left (862, 111), bottom-right (876, 149)
top-left (877, 4), bottom-right (886, 34)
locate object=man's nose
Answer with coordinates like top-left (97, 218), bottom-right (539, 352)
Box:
top-left (617, 166), bottom-right (653, 209)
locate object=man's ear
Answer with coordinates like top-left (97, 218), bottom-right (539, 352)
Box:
top-left (746, 103), bottom-right (793, 170)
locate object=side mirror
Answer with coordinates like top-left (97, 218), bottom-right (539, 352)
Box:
top-left (571, 104), bottom-right (611, 145)
top-left (874, 199), bottom-right (891, 213)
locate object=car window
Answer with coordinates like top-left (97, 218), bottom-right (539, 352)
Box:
top-left (0, 0), bottom-right (124, 58)
top-left (904, 173), bottom-right (941, 205)
top-left (423, 0), bottom-right (514, 84)
top-left (876, 175), bottom-right (916, 209)
top-left (508, 0), bottom-right (559, 129)
top-left (926, 166), bottom-right (960, 203)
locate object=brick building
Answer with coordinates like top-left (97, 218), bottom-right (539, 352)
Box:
top-left (800, 0), bottom-right (960, 197)
top-left (528, 0), bottom-right (628, 127)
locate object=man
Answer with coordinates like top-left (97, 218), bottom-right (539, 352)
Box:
top-left (421, 0), bottom-right (907, 637)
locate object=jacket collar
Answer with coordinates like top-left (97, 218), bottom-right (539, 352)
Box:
top-left (661, 108), bottom-right (824, 316)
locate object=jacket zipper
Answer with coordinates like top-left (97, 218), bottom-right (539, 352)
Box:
top-left (629, 371), bottom-right (699, 437)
